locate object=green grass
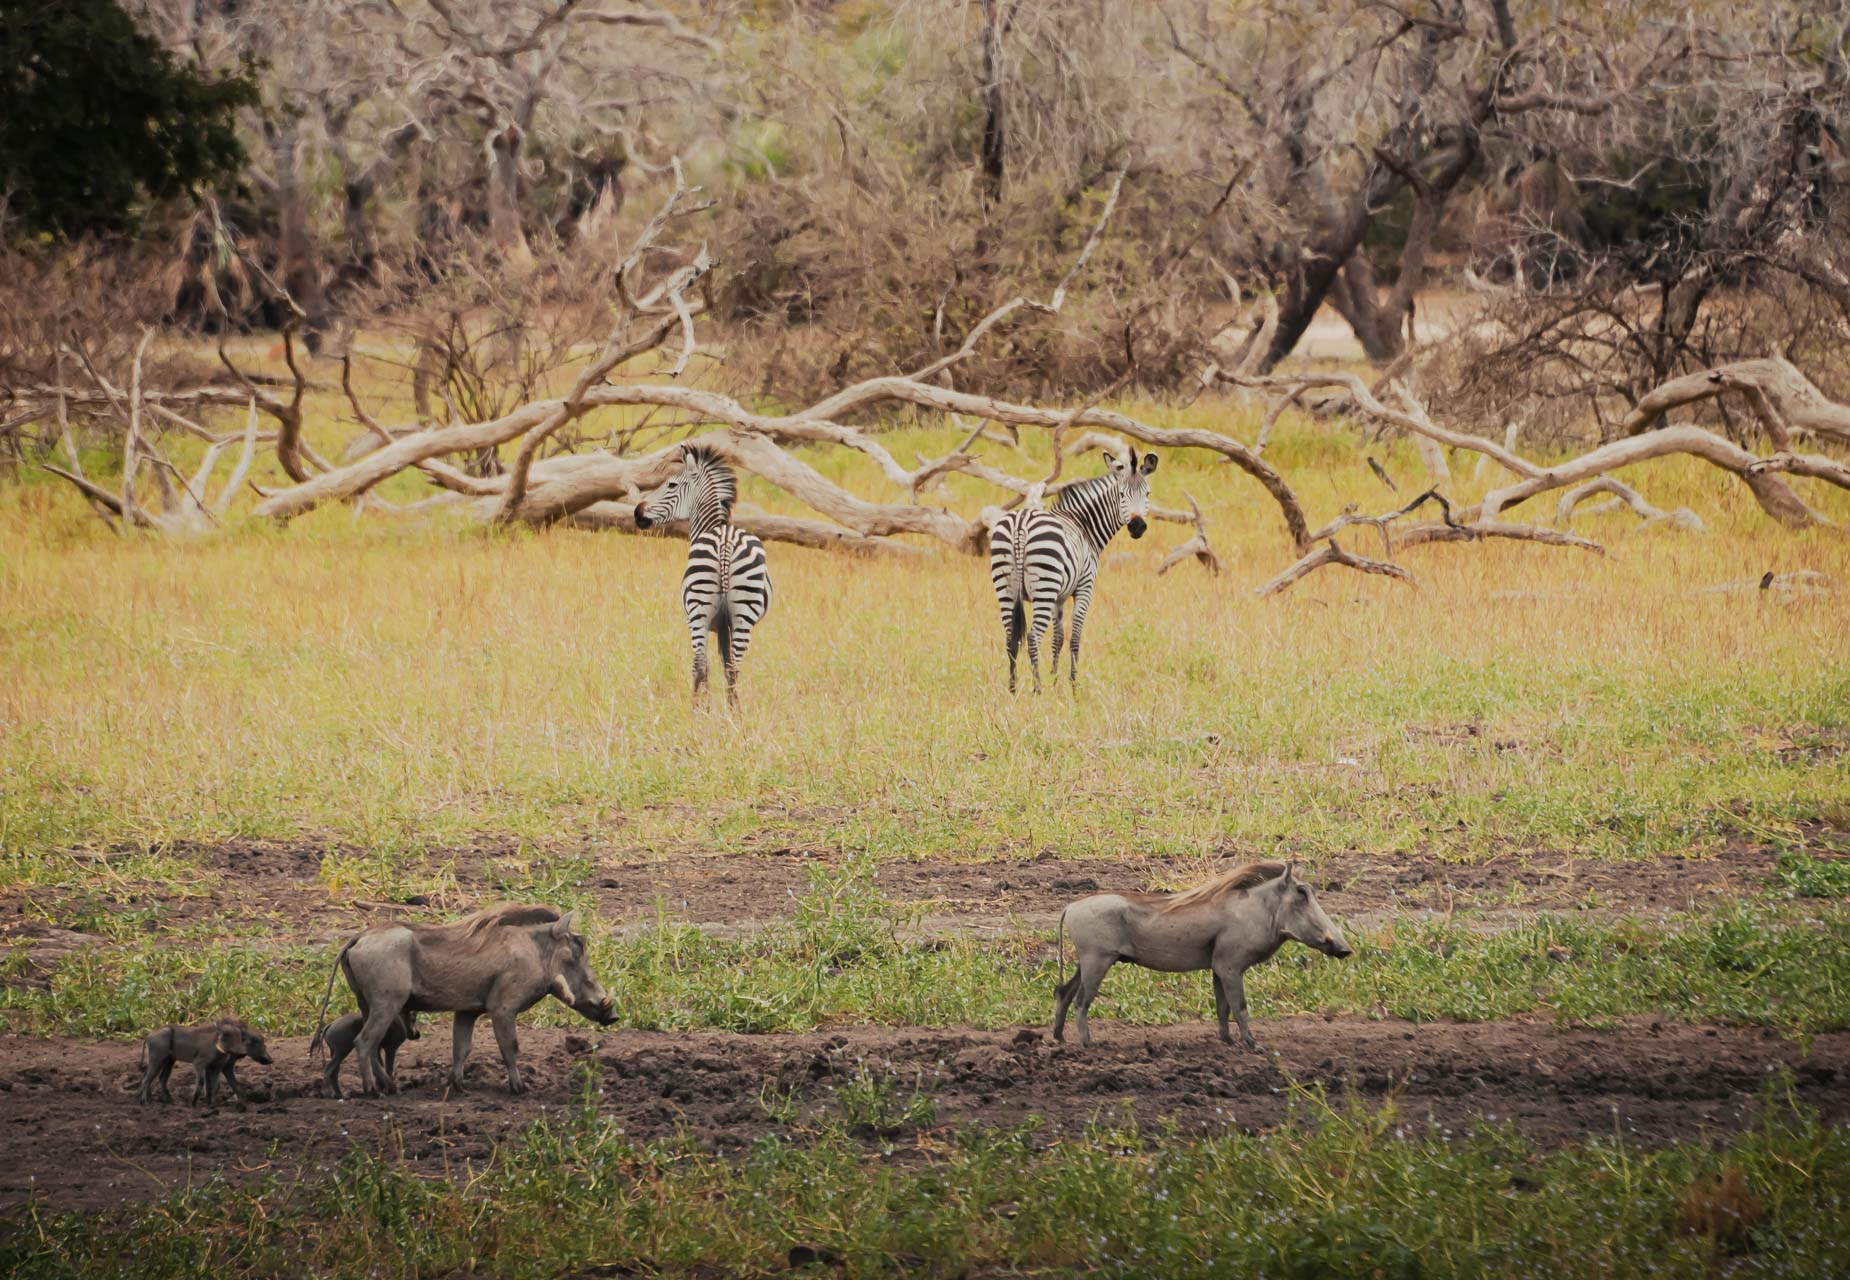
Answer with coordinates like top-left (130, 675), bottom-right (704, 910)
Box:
top-left (8, 859), bottom-right (1848, 1039)
top-left (4, 388), bottom-right (1849, 867)
top-left (4, 1081), bottom-right (1847, 1278)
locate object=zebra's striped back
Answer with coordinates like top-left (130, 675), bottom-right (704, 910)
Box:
top-left (987, 448), bottom-right (1158, 691)
top-left (639, 445), bottom-right (773, 706)
top-left (682, 524), bottom-right (772, 630)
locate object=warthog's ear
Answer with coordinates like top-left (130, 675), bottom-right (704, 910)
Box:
top-left (1283, 861), bottom-right (1297, 884)
top-left (551, 911), bottom-right (576, 939)
top-left (215, 1025), bottom-right (246, 1056)
top-left (1139, 450), bottom-right (1159, 475)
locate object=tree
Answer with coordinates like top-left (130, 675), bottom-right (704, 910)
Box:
top-left (0, 0), bottom-right (254, 239)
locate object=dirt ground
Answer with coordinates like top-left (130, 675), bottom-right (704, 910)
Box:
top-left (0, 839), bottom-right (1783, 957)
top-left (2, 839), bottom-right (1836, 1211)
top-left (2, 1017), bottom-right (1844, 1211)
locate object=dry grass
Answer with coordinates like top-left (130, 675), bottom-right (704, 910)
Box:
top-left (2, 361), bottom-right (1847, 866)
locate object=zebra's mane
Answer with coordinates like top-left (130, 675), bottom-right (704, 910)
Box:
top-left (1050, 470), bottom-right (1118, 512)
top-left (682, 445), bottom-right (738, 512)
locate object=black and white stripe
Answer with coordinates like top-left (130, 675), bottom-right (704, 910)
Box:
top-left (635, 446), bottom-right (773, 708)
top-left (988, 448), bottom-right (1158, 692)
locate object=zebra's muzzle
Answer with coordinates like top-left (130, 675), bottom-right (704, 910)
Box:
top-left (633, 503), bottom-right (653, 530)
top-left (1126, 516), bottom-right (1148, 539)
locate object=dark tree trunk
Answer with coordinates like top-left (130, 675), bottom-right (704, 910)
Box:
top-left (979, 0), bottom-right (1008, 204)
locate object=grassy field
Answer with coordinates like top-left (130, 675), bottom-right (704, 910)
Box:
top-left (7, 1086), bottom-right (1849, 1279)
top-left (4, 378), bottom-right (1848, 868)
top-left (3, 376), bottom-right (1850, 1274)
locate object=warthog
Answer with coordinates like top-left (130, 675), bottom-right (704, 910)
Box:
top-left (1054, 861), bottom-right (1351, 1049)
top-left (316, 1009), bottom-right (419, 1099)
top-left (136, 1018), bottom-right (273, 1106)
top-left (315, 904), bottom-right (617, 1097)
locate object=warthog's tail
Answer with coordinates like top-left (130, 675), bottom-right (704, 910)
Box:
top-left (309, 938), bottom-right (357, 1063)
top-left (1056, 907), bottom-right (1066, 998)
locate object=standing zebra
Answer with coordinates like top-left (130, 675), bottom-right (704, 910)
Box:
top-left (988, 448), bottom-right (1158, 693)
top-left (634, 445), bottom-right (773, 709)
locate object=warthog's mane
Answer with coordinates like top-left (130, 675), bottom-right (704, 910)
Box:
top-left (418, 903), bottom-right (564, 948)
top-left (1153, 860), bottom-right (1287, 912)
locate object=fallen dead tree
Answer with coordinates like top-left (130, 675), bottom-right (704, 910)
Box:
top-left (20, 175), bottom-right (1849, 597)
top-left (1216, 358), bottom-right (1849, 594)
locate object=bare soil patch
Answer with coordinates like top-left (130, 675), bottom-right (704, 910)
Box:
top-left (1, 1017), bottom-right (1842, 1211)
top-left (0, 840), bottom-right (1783, 949)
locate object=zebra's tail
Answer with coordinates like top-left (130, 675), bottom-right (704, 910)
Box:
top-left (1006, 521), bottom-right (1029, 653)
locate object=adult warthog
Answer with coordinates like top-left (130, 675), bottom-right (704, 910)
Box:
top-left (314, 904), bottom-right (617, 1096)
top-left (1054, 861), bottom-right (1351, 1049)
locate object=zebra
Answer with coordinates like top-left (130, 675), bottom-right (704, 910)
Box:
top-left (634, 445), bottom-right (773, 709)
top-left (988, 447), bottom-right (1158, 693)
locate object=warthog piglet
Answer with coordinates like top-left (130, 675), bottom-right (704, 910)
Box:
top-left (136, 1018), bottom-right (274, 1106)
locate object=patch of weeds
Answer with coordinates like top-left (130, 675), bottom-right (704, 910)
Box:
top-left (1775, 850), bottom-right (1850, 899)
top-left (757, 1079), bottom-right (803, 1126)
top-left (5, 1082), bottom-right (1850, 1278)
top-left (787, 852), bottom-right (917, 970)
top-left (830, 1060), bottom-right (938, 1138)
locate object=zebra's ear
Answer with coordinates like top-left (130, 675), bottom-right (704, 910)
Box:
top-left (1106, 450), bottom-right (1127, 473)
top-left (1139, 451), bottom-right (1159, 475)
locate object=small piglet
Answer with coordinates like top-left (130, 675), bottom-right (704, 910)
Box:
top-left (320, 1010), bottom-right (418, 1099)
top-left (136, 1018), bottom-right (273, 1107)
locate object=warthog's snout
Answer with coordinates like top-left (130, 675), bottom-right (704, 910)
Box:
top-left (589, 997), bottom-right (617, 1025)
top-left (633, 503), bottom-right (653, 530)
top-left (1324, 936), bottom-right (1354, 959)
top-left (250, 1047), bottom-right (275, 1064)
top-left (1127, 515), bottom-right (1148, 539)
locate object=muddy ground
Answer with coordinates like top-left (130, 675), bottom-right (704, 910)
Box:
top-left (2, 1017), bottom-right (1845, 1211)
top-left (1, 839), bottom-right (1839, 1212)
top-left (0, 839), bottom-right (1785, 955)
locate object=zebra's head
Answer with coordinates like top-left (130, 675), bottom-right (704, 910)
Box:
top-left (634, 445), bottom-right (735, 529)
top-left (1105, 448), bottom-right (1159, 539)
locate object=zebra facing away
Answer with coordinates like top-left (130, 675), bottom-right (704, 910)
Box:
top-left (988, 448), bottom-right (1158, 693)
top-left (634, 445), bottom-right (772, 709)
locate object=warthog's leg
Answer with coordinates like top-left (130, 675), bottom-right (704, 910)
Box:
top-left (136, 1042), bottom-right (166, 1104)
top-left (356, 1004), bottom-right (405, 1096)
top-left (221, 1061), bottom-right (242, 1101)
top-left (1052, 969), bottom-right (1082, 1042)
top-left (449, 1012), bottom-right (479, 1092)
top-left (1072, 951), bottom-right (1115, 1048)
top-left (156, 1057), bottom-right (176, 1104)
top-left (197, 1062), bottom-right (222, 1108)
top-left (1213, 962), bottom-right (1259, 1051)
top-left (323, 1041), bottom-right (347, 1099)
top-left (489, 1011), bottom-right (525, 1094)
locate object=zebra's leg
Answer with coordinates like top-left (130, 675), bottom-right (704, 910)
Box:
top-left (724, 614), bottom-right (756, 712)
top-left (1025, 595), bottom-right (1057, 695)
top-left (1066, 580), bottom-right (1095, 687)
top-left (1003, 600), bottom-right (1024, 694)
top-left (1049, 600), bottom-right (1067, 684)
top-left (689, 625), bottom-right (711, 708)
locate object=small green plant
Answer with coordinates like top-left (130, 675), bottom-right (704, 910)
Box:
top-left (831, 1060), bottom-right (938, 1137)
top-left (757, 1079), bottom-right (803, 1126)
top-left (1776, 850), bottom-right (1850, 899)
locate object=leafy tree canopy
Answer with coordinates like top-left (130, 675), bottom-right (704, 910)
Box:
top-left (0, 0), bottom-right (256, 239)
